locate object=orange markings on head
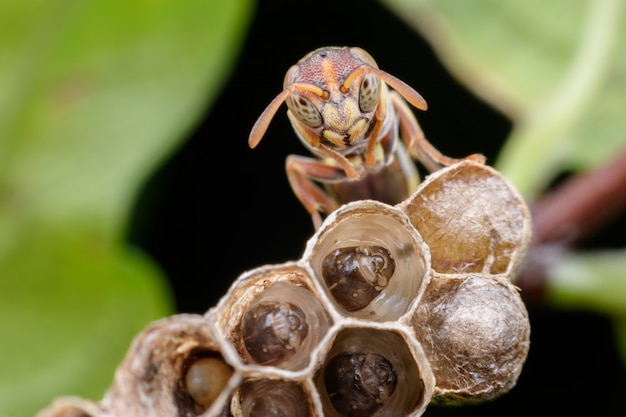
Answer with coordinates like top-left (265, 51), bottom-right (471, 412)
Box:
top-left (249, 46), bottom-right (428, 150)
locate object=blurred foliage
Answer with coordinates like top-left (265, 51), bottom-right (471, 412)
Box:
top-left (381, 0), bottom-right (625, 197)
top-left (2, 0), bottom-right (626, 416)
top-left (0, 0), bottom-right (254, 416)
top-left (381, 0), bottom-right (626, 363)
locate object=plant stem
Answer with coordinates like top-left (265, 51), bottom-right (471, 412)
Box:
top-left (516, 148), bottom-right (626, 302)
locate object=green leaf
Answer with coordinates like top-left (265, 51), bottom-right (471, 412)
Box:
top-left (547, 250), bottom-right (626, 366)
top-left (546, 249), bottom-right (626, 316)
top-left (0, 0), bottom-right (254, 234)
top-left (0, 1), bottom-right (255, 416)
top-left (380, 0), bottom-right (626, 198)
top-left (0, 225), bottom-right (173, 417)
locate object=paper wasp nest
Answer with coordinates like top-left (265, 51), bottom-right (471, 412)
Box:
top-left (37, 161), bottom-right (532, 417)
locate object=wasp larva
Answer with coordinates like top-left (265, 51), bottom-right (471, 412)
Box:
top-left (321, 245), bottom-right (396, 311)
top-left (184, 355), bottom-right (234, 409)
top-left (241, 301), bottom-right (310, 366)
top-left (324, 351), bottom-right (398, 417)
top-left (239, 379), bottom-right (312, 417)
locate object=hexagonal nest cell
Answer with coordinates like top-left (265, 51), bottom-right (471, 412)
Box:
top-left (36, 161), bottom-right (532, 417)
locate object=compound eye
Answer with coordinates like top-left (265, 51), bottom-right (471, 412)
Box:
top-left (359, 73), bottom-right (380, 113)
top-left (286, 94), bottom-right (323, 128)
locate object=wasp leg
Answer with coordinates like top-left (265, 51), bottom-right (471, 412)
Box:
top-left (390, 91), bottom-right (486, 172)
top-left (286, 154), bottom-right (349, 229)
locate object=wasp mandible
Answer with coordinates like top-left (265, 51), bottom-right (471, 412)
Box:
top-left (249, 46), bottom-right (485, 229)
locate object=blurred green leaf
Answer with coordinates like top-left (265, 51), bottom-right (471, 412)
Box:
top-left (380, 0), bottom-right (626, 366)
top-left (0, 0), bottom-right (253, 233)
top-left (380, 0), bottom-right (626, 198)
top-left (0, 224), bottom-right (171, 416)
top-left (0, 0), bottom-right (254, 416)
top-left (547, 249), bottom-right (626, 363)
top-left (547, 250), bottom-right (626, 316)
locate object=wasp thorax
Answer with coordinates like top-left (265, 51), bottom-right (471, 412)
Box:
top-left (324, 352), bottom-right (397, 417)
top-left (239, 379), bottom-right (313, 417)
top-left (305, 201), bottom-right (430, 321)
top-left (36, 51), bottom-right (535, 417)
top-left (322, 245), bottom-right (395, 311)
top-left (242, 301), bottom-right (309, 366)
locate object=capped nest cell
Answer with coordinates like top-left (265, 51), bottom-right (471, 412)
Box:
top-left (36, 161), bottom-right (532, 417)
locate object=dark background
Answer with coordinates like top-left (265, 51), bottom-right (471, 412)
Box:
top-left (128, 1), bottom-right (626, 416)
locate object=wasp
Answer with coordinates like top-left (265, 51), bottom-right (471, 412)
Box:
top-left (249, 46), bottom-right (484, 229)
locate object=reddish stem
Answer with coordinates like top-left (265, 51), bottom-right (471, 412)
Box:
top-left (516, 149), bottom-right (626, 302)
